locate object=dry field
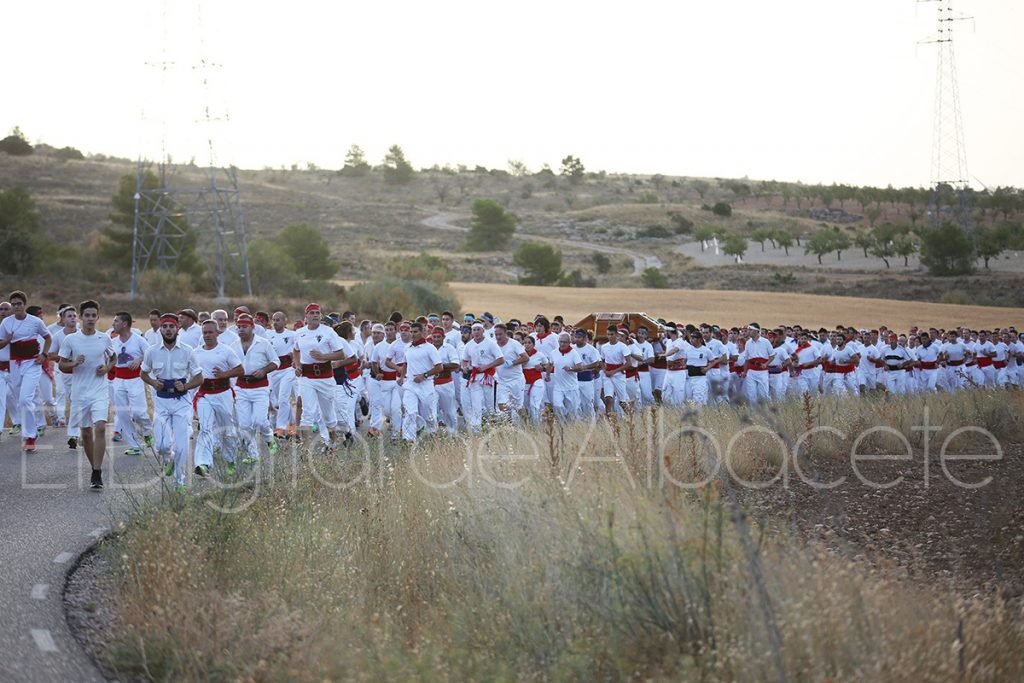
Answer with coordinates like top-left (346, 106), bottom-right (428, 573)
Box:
top-left (340, 280), bottom-right (1024, 329)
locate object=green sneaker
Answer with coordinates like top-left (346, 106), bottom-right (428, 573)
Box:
top-left (124, 448), bottom-right (141, 456)
top-left (10, 424), bottom-right (20, 435)
top-left (312, 424), bottom-right (320, 433)
top-left (144, 434), bottom-right (154, 448)
top-left (226, 461), bottom-right (237, 476)
top-left (242, 455), bottom-right (260, 464)
top-left (195, 464), bottom-right (209, 477)
top-left (164, 461), bottom-right (175, 477)
top-left (37, 425), bottom-right (46, 437)
top-left (267, 439), bottom-right (279, 456)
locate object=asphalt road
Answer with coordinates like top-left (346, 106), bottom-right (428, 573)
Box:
top-left (0, 427), bottom-right (157, 683)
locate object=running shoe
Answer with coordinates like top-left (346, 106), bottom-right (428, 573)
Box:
top-left (124, 448), bottom-right (141, 456)
top-left (112, 431), bottom-right (122, 442)
top-left (23, 437), bottom-right (36, 453)
top-left (10, 424), bottom-right (21, 435)
top-left (194, 464), bottom-right (209, 477)
top-left (68, 437), bottom-right (78, 450)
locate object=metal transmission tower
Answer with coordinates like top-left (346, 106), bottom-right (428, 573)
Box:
top-left (130, 2), bottom-right (252, 300)
top-left (919, 0), bottom-right (974, 241)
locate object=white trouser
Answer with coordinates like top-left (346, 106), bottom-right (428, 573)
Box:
top-left (377, 379), bottom-right (401, 433)
top-left (707, 368), bottom-right (730, 404)
top-left (744, 370), bottom-right (770, 404)
top-left (576, 380), bottom-right (595, 419)
top-left (625, 375), bottom-right (640, 404)
top-left (54, 370), bottom-right (71, 424)
top-left (795, 369), bottom-right (821, 396)
top-left (662, 370), bottom-right (687, 406)
top-left (552, 384), bottom-right (580, 419)
top-left (152, 394), bottom-right (192, 485)
top-left (638, 371), bottom-right (654, 405)
top-left (435, 380), bottom-right (458, 431)
top-left (917, 368), bottom-right (940, 393)
top-left (944, 365), bottom-right (966, 391)
top-left (236, 386), bottom-right (271, 459)
top-left (367, 377), bottom-right (383, 430)
top-left (768, 371), bottom-right (788, 401)
top-left (980, 365), bottom-right (997, 387)
top-left (269, 368), bottom-right (295, 431)
top-left (299, 376), bottom-right (337, 430)
top-left (995, 364), bottom-right (1011, 387)
top-left (195, 390), bottom-right (238, 467)
top-left (112, 376), bottom-right (152, 448)
top-left (10, 359), bottom-right (43, 438)
top-left (882, 370), bottom-right (905, 395)
top-left (685, 374), bottom-right (709, 406)
top-left (402, 380), bottom-right (438, 441)
top-left (334, 375), bottom-right (363, 435)
top-left (649, 368), bottom-right (667, 396)
top-left (464, 371), bottom-right (496, 432)
top-left (37, 365), bottom-right (56, 421)
top-left (0, 370), bottom-right (8, 430)
top-left (496, 376), bottom-right (525, 423)
top-left (524, 380), bottom-right (547, 423)
top-left (602, 372), bottom-right (629, 405)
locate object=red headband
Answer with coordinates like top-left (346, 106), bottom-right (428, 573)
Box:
top-left (160, 314), bottom-right (180, 327)
top-left (235, 314), bottom-right (254, 327)
top-left (305, 303), bottom-right (321, 315)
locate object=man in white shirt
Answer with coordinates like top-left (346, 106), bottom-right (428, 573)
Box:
top-left (292, 303), bottom-right (351, 447)
top-left (110, 312), bottom-right (154, 456)
top-left (48, 305), bottom-right (79, 441)
top-left (683, 330), bottom-right (712, 406)
top-left (141, 314), bottom-right (203, 490)
top-left (0, 301), bottom-right (12, 433)
top-left (494, 324), bottom-right (528, 423)
top-left (268, 311), bottom-right (298, 439)
top-left (549, 332), bottom-right (586, 419)
top-left (431, 327), bottom-right (462, 432)
top-left (914, 332), bottom-right (942, 393)
top-left (231, 314), bottom-right (280, 462)
top-left (660, 325), bottom-right (689, 407)
top-left (790, 332), bottom-right (822, 396)
top-left (880, 333), bottom-right (914, 395)
top-left (0, 290), bottom-right (52, 452)
top-left (401, 322), bottom-right (443, 442)
top-left (739, 324), bottom-right (775, 405)
top-left (177, 309), bottom-right (202, 351)
top-left (704, 328), bottom-right (730, 405)
top-left (461, 323), bottom-right (504, 433)
top-left (940, 329), bottom-right (971, 391)
top-left (600, 325), bottom-right (633, 414)
top-left (57, 300), bottom-right (115, 490)
top-left (194, 320), bottom-right (244, 475)
top-left (573, 329), bottom-right (601, 419)
top-left (766, 330), bottom-right (792, 402)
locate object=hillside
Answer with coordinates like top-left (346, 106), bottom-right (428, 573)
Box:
top-left (2, 150), bottom-right (1022, 307)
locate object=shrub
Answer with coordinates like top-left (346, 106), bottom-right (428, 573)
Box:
top-left (668, 212), bottom-right (695, 234)
top-left (920, 222), bottom-right (973, 276)
top-left (465, 199), bottom-right (517, 251)
top-left (347, 277), bottom-right (459, 320)
top-left (386, 252), bottom-right (451, 284)
top-left (591, 252), bottom-right (612, 274)
top-left (712, 202), bottom-right (732, 217)
top-left (514, 242), bottom-right (563, 285)
top-left (637, 224), bottom-right (673, 239)
top-left (557, 269), bottom-right (596, 287)
top-left (0, 127), bottom-right (32, 156)
top-left (640, 266), bottom-right (669, 288)
top-left (53, 146), bottom-right (85, 161)
top-left (635, 191), bottom-right (659, 204)
top-left (138, 269), bottom-right (193, 312)
top-left (939, 289), bottom-right (971, 305)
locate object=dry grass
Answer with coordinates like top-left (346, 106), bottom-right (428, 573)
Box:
top-left (102, 389), bottom-right (1024, 681)
top-left (413, 281), bottom-right (1024, 329)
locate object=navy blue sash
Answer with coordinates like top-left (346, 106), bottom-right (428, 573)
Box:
top-left (156, 378), bottom-right (188, 399)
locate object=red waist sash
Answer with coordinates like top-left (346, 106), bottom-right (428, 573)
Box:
top-left (114, 366), bottom-right (142, 379)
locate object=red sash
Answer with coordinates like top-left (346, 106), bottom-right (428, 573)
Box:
top-left (523, 368), bottom-right (543, 385)
top-left (994, 360), bottom-right (1007, 369)
top-left (114, 366), bottom-right (142, 379)
top-left (344, 362), bottom-right (361, 380)
top-left (301, 362), bottom-right (333, 378)
top-left (277, 354), bottom-right (293, 369)
top-left (918, 361), bottom-right (937, 370)
top-left (604, 363), bottom-right (623, 371)
top-left (469, 366), bottom-right (496, 385)
top-left (667, 359), bottom-right (686, 371)
top-left (746, 357), bottom-right (770, 371)
top-left (10, 339), bottom-right (39, 360)
top-left (0, 360), bottom-right (9, 371)
top-left (237, 375), bottom-right (270, 389)
top-left (977, 357), bottom-right (993, 368)
top-left (433, 370), bottom-right (453, 386)
top-left (381, 371), bottom-right (398, 381)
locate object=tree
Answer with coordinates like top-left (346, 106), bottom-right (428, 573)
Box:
top-left (865, 206), bottom-right (883, 227)
top-left (919, 223), bottom-right (973, 275)
top-left (640, 267), bottom-right (668, 288)
top-left (975, 227), bottom-right (1004, 269)
top-left (341, 144), bottom-right (370, 177)
top-left (0, 126), bottom-right (33, 156)
top-left (101, 172), bottom-right (205, 278)
top-left (869, 237), bottom-right (895, 268)
top-left (722, 234), bottom-right (747, 263)
top-left (712, 201), bottom-right (732, 217)
top-left (514, 242), bottom-right (562, 285)
top-left (591, 252), bottom-right (612, 274)
top-left (854, 230), bottom-right (874, 258)
top-left (559, 155), bottom-right (585, 184)
top-left (465, 198), bottom-right (517, 250)
top-left (831, 230), bottom-right (850, 261)
top-left (804, 230), bottom-right (835, 265)
top-left (507, 159), bottom-right (530, 177)
top-left (274, 223), bottom-right (339, 279)
top-left (893, 234), bottom-right (917, 267)
top-left (691, 179), bottom-right (711, 200)
top-left (750, 228), bottom-right (772, 252)
top-left (693, 225), bottom-right (715, 251)
top-left (774, 230), bottom-right (793, 256)
top-left (0, 187), bottom-right (47, 275)
top-left (382, 144), bottom-right (414, 185)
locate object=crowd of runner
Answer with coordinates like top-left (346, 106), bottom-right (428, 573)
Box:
top-left (1, 290), bottom-right (1021, 491)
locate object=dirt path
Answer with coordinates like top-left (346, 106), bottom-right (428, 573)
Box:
top-left (422, 212), bottom-right (663, 277)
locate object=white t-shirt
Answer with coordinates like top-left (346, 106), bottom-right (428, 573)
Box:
top-left (495, 338), bottom-right (526, 383)
top-left (178, 324), bottom-right (202, 351)
top-left (195, 343), bottom-right (242, 379)
top-left (462, 337), bottom-right (503, 369)
top-left (229, 336), bottom-right (280, 376)
top-left (268, 328), bottom-right (296, 359)
top-left (600, 341), bottom-right (629, 367)
top-left (292, 324), bottom-right (343, 365)
top-left (58, 331), bottom-right (114, 402)
top-left (112, 332), bottom-right (150, 369)
top-left (405, 340), bottom-right (441, 378)
top-left (550, 346), bottom-right (583, 391)
top-left (0, 314), bottom-right (49, 350)
top-left (685, 344), bottom-right (712, 368)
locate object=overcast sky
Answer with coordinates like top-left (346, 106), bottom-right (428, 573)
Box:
top-left (3, 0), bottom-right (1021, 188)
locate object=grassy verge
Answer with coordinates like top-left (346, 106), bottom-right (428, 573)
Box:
top-left (103, 390), bottom-right (1024, 681)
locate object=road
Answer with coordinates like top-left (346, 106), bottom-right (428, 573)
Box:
top-left (421, 212), bottom-right (663, 277)
top-left (0, 428), bottom-right (155, 682)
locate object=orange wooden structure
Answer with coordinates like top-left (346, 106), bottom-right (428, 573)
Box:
top-left (571, 312), bottom-right (662, 339)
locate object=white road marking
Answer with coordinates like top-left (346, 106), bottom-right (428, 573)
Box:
top-left (30, 629), bottom-right (58, 652)
top-left (53, 552), bottom-right (73, 565)
top-left (88, 527), bottom-right (108, 539)
top-left (31, 584), bottom-right (49, 600)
